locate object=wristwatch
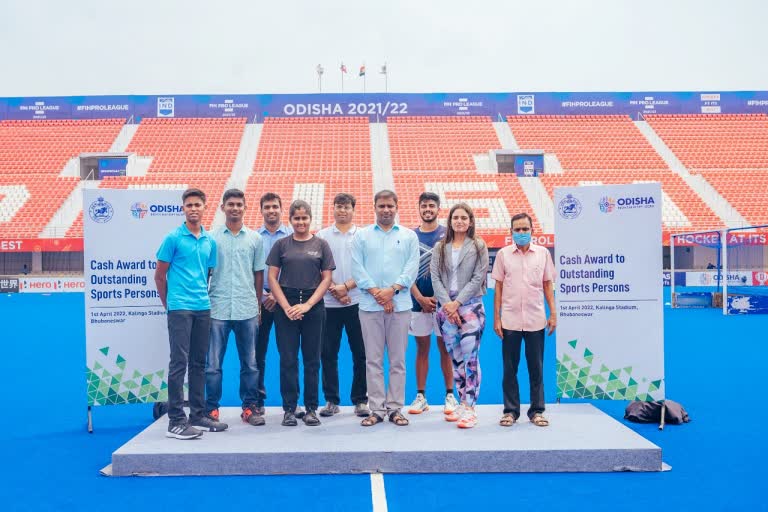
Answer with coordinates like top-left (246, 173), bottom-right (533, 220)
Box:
top-left (391, 286), bottom-right (400, 295)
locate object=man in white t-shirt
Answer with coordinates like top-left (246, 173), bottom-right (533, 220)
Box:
top-left (316, 193), bottom-right (370, 418)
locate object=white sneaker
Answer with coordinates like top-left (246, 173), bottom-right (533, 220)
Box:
top-left (444, 394), bottom-right (459, 415)
top-left (445, 403), bottom-right (465, 422)
top-left (407, 393), bottom-right (429, 414)
top-left (457, 407), bottom-right (477, 429)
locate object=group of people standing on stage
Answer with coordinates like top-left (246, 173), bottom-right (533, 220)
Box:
top-left (154, 187), bottom-right (556, 440)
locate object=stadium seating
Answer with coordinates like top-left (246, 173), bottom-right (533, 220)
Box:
top-left (66, 118), bottom-right (246, 236)
top-left (242, 170), bottom-right (376, 230)
top-left (254, 117), bottom-right (371, 172)
top-left (694, 169), bottom-right (768, 226)
top-left (393, 171), bottom-right (541, 235)
top-left (388, 116), bottom-right (501, 171)
top-left (644, 114), bottom-right (768, 169)
top-left (508, 115), bottom-right (667, 169)
top-left (0, 119), bottom-right (124, 238)
top-left (3, 113), bottom-right (768, 242)
top-left (539, 170), bottom-right (721, 232)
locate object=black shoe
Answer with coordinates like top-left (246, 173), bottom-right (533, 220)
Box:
top-left (166, 422), bottom-right (203, 440)
top-left (319, 402), bottom-right (340, 417)
top-left (303, 410), bottom-right (321, 426)
top-left (254, 405), bottom-right (265, 416)
top-left (190, 415), bottom-right (229, 432)
top-left (153, 401), bottom-right (169, 420)
top-left (282, 410), bottom-right (298, 426)
top-left (295, 405), bottom-right (306, 419)
top-left (242, 405), bottom-right (265, 426)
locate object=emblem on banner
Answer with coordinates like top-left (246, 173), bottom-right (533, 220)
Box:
top-left (558, 194), bottom-right (582, 219)
top-left (130, 202), bottom-right (148, 219)
top-left (88, 197), bottom-right (114, 223)
top-left (517, 94), bottom-right (535, 114)
top-left (157, 97), bottom-right (175, 117)
top-left (598, 196), bottom-right (616, 213)
top-left (754, 271), bottom-right (768, 286)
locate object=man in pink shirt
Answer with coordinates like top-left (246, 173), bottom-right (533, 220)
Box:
top-left (491, 213), bottom-right (556, 427)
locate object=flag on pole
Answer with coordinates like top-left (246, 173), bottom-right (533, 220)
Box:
top-left (340, 63), bottom-right (347, 74)
top-left (380, 64), bottom-right (387, 75)
top-left (316, 64), bottom-right (324, 75)
top-left (359, 65), bottom-right (366, 77)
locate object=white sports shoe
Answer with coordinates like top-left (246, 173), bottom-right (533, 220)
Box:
top-left (408, 393), bottom-right (429, 414)
top-left (457, 407), bottom-right (477, 429)
top-left (444, 394), bottom-right (459, 415)
top-left (445, 404), bottom-right (465, 422)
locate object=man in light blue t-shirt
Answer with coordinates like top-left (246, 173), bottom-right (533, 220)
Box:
top-left (155, 188), bottom-right (227, 440)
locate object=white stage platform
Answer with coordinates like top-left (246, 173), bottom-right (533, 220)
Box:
top-left (104, 403), bottom-right (663, 476)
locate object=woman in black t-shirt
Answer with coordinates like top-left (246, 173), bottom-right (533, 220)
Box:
top-left (267, 200), bottom-right (335, 427)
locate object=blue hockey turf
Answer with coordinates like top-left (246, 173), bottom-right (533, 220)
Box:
top-left (0, 291), bottom-right (764, 511)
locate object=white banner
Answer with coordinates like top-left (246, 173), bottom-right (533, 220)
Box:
top-left (84, 189), bottom-right (185, 406)
top-left (554, 183), bottom-right (664, 401)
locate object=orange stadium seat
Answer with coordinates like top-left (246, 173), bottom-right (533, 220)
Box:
top-left (253, 117), bottom-right (371, 172)
top-left (65, 117), bottom-right (247, 236)
top-left (507, 115), bottom-right (666, 170)
top-left (387, 116), bottom-right (501, 171)
top-left (0, 119), bottom-right (124, 238)
top-left (644, 114), bottom-right (768, 170)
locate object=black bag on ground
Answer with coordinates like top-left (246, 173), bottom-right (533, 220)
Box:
top-left (624, 400), bottom-right (691, 424)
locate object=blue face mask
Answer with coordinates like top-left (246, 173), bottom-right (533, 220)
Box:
top-left (513, 232), bottom-right (531, 246)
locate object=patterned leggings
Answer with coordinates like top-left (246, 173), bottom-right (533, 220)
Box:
top-left (436, 296), bottom-right (485, 407)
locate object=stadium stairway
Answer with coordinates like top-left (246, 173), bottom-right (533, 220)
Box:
top-left (109, 123), bottom-right (140, 153)
top-left (518, 177), bottom-right (555, 233)
top-left (211, 123), bottom-right (263, 227)
top-left (370, 122), bottom-right (395, 194)
top-left (635, 119), bottom-right (748, 228)
top-left (492, 121), bottom-right (520, 150)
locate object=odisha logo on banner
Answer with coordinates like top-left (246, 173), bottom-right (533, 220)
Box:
top-left (517, 94), bottom-right (535, 114)
top-left (88, 197), bottom-right (114, 223)
top-left (558, 194), bottom-right (582, 219)
top-left (157, 97), bottom-right (175, 117)
top-left (599, 196), bottom-right (616, 213)
top-left (130, 202), bottom-right (148, 219)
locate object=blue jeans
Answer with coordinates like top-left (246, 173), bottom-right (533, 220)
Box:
top-left (205, 316), bottom-right (260, 411)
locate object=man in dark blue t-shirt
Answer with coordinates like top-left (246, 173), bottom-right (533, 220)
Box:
top-left (407, 192), bottom-right (458, 416)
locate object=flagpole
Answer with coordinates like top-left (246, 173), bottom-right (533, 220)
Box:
top-left (382, 62), bottom-right (388, 93)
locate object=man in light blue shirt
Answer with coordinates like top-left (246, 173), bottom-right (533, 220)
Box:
top-left (351, 190), bottom-right (419, 426)
top-left (254, 192), bottom-right (293, 416)
top-left (205, 189), bottom-right (266, 427)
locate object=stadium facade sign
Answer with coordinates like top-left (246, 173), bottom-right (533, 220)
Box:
top-left (2, 91), bottom-right (767, 121)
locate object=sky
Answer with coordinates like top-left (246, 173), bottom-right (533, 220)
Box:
top-left (0, 0), bottom-right (766, 97)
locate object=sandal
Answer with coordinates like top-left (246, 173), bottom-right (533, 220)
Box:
top-left (388, 411), bottom-right (409, 426)
top-left (361, 413), bottom-right (383, 427)
top-left (499, 413), bottom-right (516, 427)
top-left (531, 413), bottom-right (549, 427)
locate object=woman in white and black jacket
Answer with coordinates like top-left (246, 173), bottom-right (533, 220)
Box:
top-left (430, 202), bottom-right (489, 429)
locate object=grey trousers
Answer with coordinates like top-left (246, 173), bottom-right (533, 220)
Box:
top-left (359, 310), bottom-right (411, 418)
